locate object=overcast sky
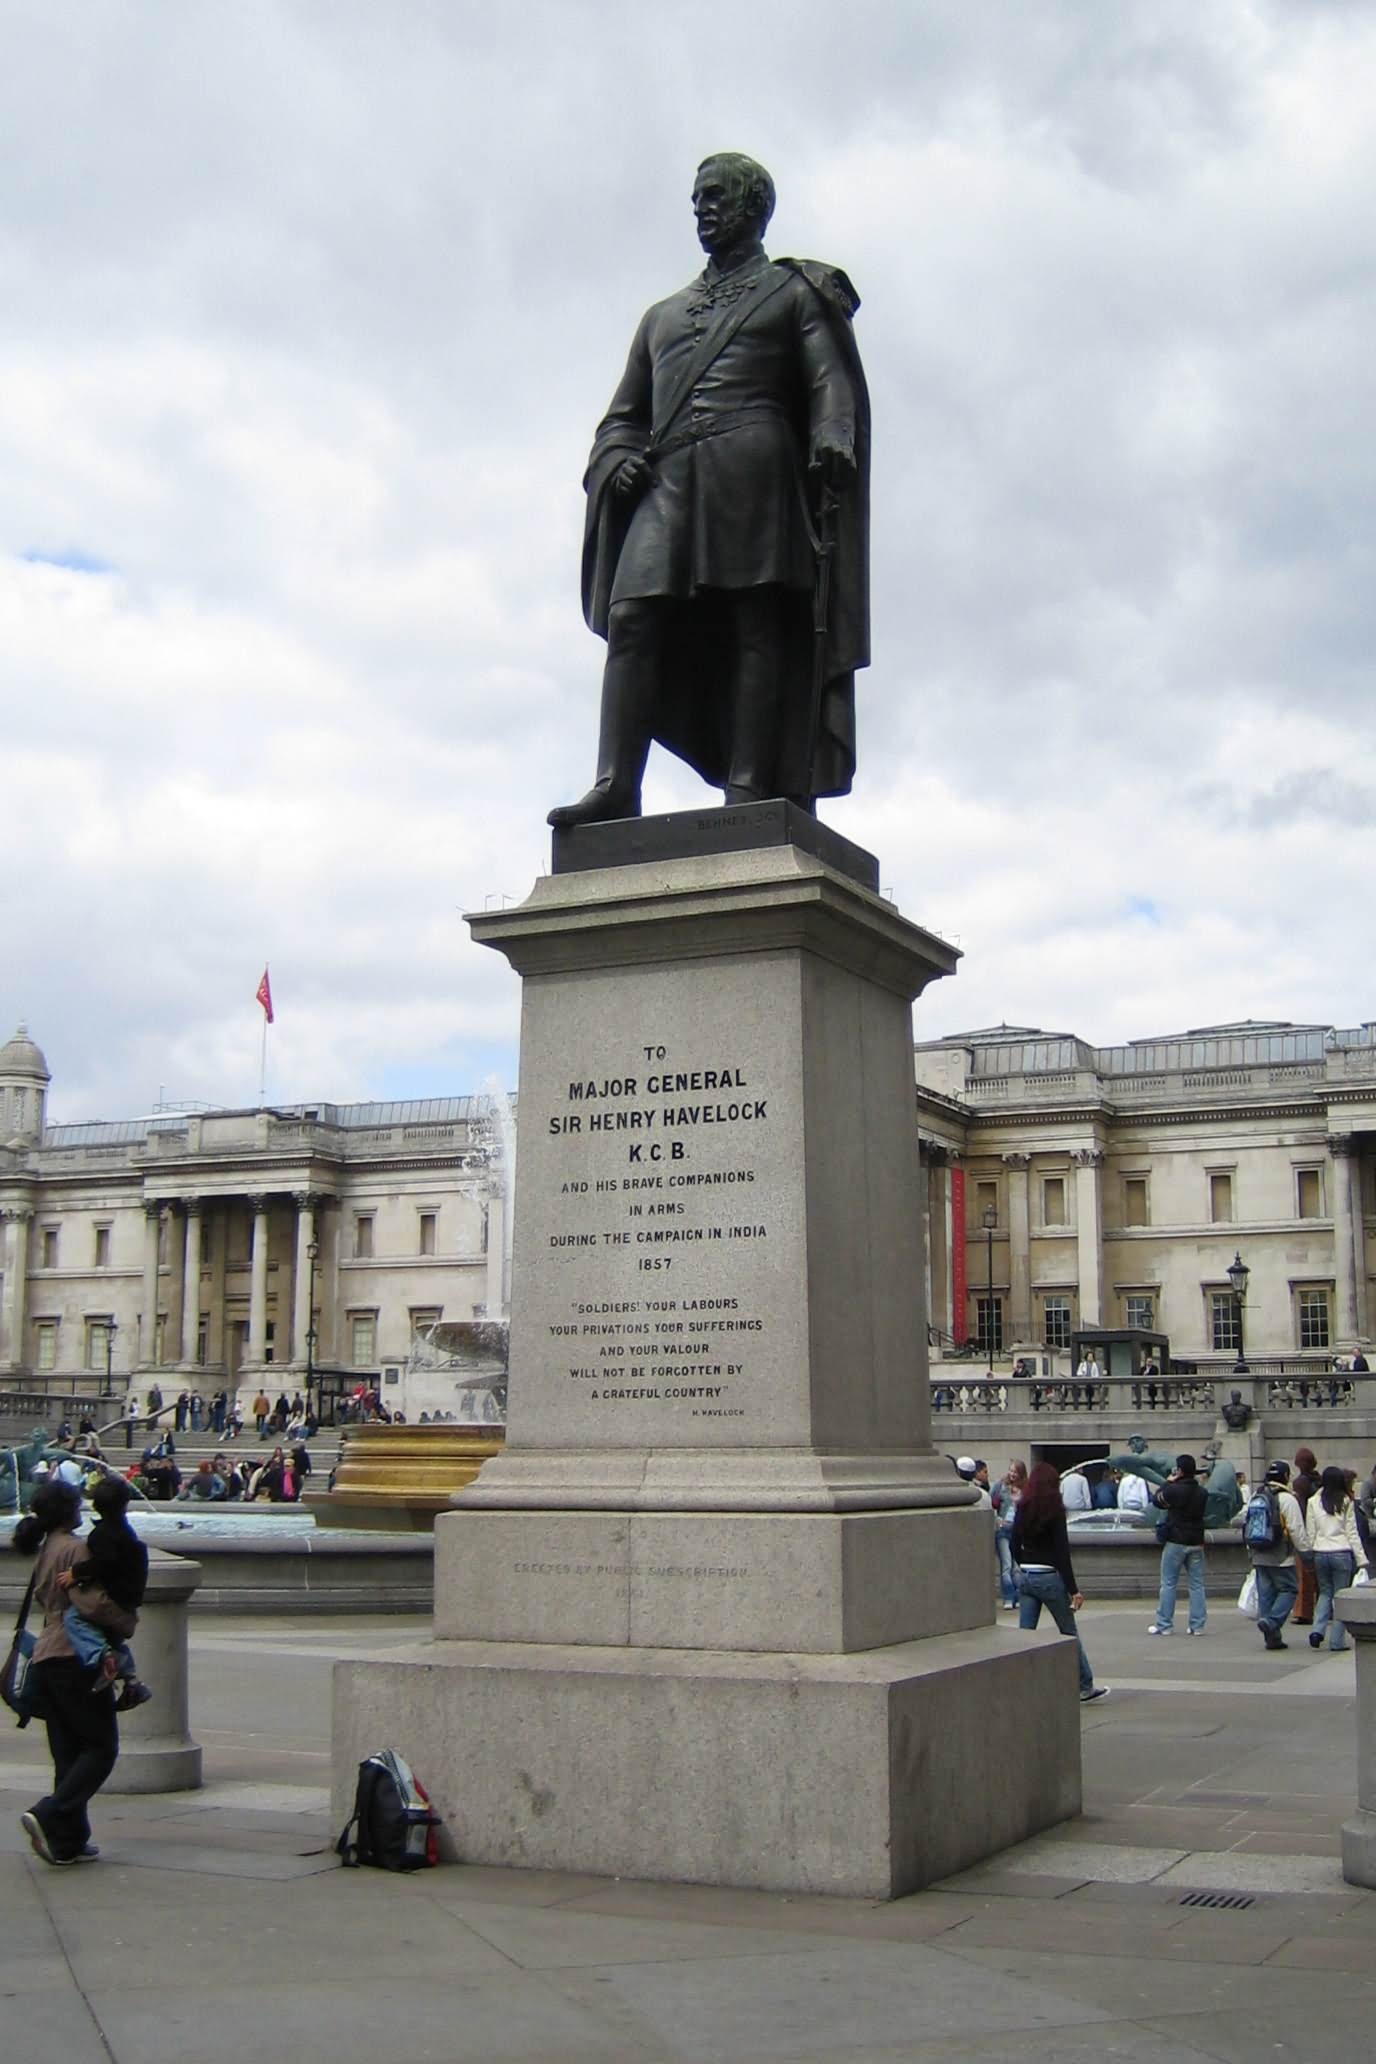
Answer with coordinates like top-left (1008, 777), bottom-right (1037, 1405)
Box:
top-left (5, 0), bottom-right (1373, 1123)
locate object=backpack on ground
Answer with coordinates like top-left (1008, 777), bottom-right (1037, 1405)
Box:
top-left (336, 1748), bottom-right (442, 1871)
top-left (1243, 1485), bottom-right (1282, 1553)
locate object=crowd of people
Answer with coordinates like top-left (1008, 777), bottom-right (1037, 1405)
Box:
top-left (955, 1436), bottom-right (1376, 1704)
top-left (125, 1438), bottom-right (314, 1503)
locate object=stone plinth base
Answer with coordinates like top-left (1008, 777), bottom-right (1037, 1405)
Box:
top-left (106, 1549), bottom-right (203, 1793)
top-left (1337, 1586), bottom-right (1376, 1885)
top-left (434, 1504), bottom-right (992, 1653)
top-left (333, 1623), bottom-right (1080, 1899)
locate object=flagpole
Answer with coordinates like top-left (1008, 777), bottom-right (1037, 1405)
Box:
top-left (259, 1013), bottom-right (268, 1104)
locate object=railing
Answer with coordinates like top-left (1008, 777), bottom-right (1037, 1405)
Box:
top-left (930, 1372), bottom-right (1367, 1417)
top-left (931, 1376), bottom-right (1218, 1416)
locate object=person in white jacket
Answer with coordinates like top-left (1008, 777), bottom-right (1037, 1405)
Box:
top-left (1307, 1464), bottom-right (1368, 1651)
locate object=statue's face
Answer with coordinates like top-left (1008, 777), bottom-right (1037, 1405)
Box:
top-left (692, 164), bottom-right (754, 256)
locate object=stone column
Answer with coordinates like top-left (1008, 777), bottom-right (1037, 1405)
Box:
top-left (292, 1192), bottom-right (320, 1362)
top-left (1359, 1149), bottom-right (1372, 1343)
top-left (0, 1206), bottom-right (33, 1371)
top-left (1330, 1136), bottom-right (1362, 1346)
top-left (317, 1201), bottom-right (339, 1363)
top-left (140, 1202), bottom-right (163, 1366)
top-left (164, 1204), bottom-right (187, 1365)
top-left (205, 1203), bottom-right (227, 1369)
top-left (485, 1186), bottom-right (505, 1317)
top-left (1003, 1152), bottom-right (1031, 1341)
top-left (247, 1195), bottom-right (270, 1365)
top-left (180, 1200), bottom-right (203, 1366)
top-left (1073, 1149), bottom-right (1105, 1327)
top-left (920, 1144), bottom-right (949, 1344)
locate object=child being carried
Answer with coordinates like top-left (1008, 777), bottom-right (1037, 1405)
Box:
top-left (58, 1475), bottom-right (153, 1711)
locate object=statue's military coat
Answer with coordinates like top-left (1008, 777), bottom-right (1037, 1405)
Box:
top-left (582, 251), bottom-right (870, 800)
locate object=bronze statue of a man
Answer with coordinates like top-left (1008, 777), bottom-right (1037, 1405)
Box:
top-left (549, 152), bottom-right (870, 828)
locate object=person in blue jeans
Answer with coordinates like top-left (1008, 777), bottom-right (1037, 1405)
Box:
top-left (1148, 1453), bottom-right (1209, 1636)
top-left (1010, 1460), bottom-right (1108, 1704)
top-left (1248, 1461), bottom-right (1309, 1651)
top-left (1307, 1465), bottom-right (1367, 1651)
top-left (993, 1460), bottom-right (1026, 1609)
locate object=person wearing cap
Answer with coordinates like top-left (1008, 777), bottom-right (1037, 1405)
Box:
top-left (954, 1457), bottom-right (992, 1512)
top-left (1249, 1461), bottom-right (1311, 1651)
top-left (1147, 1454), bottom-right (1209, 1636)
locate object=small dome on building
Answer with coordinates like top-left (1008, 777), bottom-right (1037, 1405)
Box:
top-left (0, 1023), bottom-right (50, 1082)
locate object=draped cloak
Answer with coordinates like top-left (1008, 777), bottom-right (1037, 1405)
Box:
top-left (581, 254), bottom-right (870, 801)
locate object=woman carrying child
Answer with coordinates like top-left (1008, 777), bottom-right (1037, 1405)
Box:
top-left (12, 1483), bottom-right (121, 1864)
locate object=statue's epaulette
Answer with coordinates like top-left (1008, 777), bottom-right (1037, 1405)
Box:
top-left (776, 257), bottom-right (861, 318)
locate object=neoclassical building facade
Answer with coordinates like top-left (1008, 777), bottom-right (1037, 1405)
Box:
top-left (0, 1027), bottom-right (508, 1406)
top-left (916, 1021), bottom-right (1376, 1367)
top-left (7, 1015), bottom-right (1374, 1402)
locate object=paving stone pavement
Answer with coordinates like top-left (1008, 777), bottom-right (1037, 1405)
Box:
top-left (0, 1598), bottom-right (1370, 2060)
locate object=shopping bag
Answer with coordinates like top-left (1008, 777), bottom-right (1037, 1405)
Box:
top-left (1237, 1571), bottom-right (1259, 1618)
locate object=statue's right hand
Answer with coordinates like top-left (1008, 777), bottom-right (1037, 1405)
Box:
top-left (612, 456), bottom-right (653, 501)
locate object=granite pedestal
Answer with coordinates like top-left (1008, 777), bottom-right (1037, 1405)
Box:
top-left (333, 827), bottom-right (1082, 1895)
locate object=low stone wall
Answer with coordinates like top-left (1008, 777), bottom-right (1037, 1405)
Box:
top-left (1067, 1530), bottom-right (1250, 1600)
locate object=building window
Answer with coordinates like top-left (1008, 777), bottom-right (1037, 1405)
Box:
top-left (353, 1216), bottom-right (374, 1260)
top-left (1042, 1295), bottom-right (1071, 1348)
top-left (1297, 1289), bottom-right (1331, 1351)
top-left (1210, 1292), bottom-right (1241, 1353)
top-left (1042, 1177), bottom-right (1066, 1228)
top-left (975, 1181), bottom-right (998, 1226)
top-left (41, 1226), bottom-right (59, 1269)
top-left (1296, 1168), bottom-right (1324, 1220)
top-left (1208, 1172), bottom-right (1234, 1224)
top-left (94, 1224), bottom-right (111, 1268)
top-left (974, 1296), bottom-right (1003, 1355)
top-left (34, 1321), bottom-right (58, 1372)
top-left (350, 1313), bottom-right (377, 1365)
top-left (13, 1088), bottom-right (26, 1129)
top-left (1124, 1294), bottom-right (1155, 1332)
top-left (418, 1211), bottom-right (437, 1257)
top-left (197, 1318), bottom-right (209, 1366)
top-left (1123, 1176), bottom-right (1150, 1227)
top-left (410, 1308), bottom-right (441, 1342)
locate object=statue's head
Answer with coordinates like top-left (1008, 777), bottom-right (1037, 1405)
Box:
top-left (693, 153), bottom-right (776, 256)
top-left (1126, 1433), bottom-right (1149, 1455)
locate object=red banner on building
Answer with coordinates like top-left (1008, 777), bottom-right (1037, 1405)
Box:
top-left (255, 967), bottom-right (274, 1024)
top-left (950, 1164), bottom-right (967, 1344)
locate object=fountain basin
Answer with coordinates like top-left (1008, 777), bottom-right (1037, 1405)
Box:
top-left (3, 1508), bottom-right (433, 1616)
top-left (308, 1421), bottom-right (504, 1531)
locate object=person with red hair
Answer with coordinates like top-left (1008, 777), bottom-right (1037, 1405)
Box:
top-left (1010, 1461), bottom-right (1108, 1704)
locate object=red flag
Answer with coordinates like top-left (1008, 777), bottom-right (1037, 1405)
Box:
top-left (255, 968), bottom-right (274, 1024)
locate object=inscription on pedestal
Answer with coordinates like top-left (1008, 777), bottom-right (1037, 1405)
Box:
top-left (511, 971), bottom-right (810, 1447)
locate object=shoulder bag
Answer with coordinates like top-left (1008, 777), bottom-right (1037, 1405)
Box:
top-left (0, 1570), bottom-right (41, 1728)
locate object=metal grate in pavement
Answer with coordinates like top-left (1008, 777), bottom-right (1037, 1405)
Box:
top-left (1178, 1890), bottom-right (1256, 1911)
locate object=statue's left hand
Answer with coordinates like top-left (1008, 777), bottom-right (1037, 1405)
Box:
top-left (809, 430), bottom-right (856, 486)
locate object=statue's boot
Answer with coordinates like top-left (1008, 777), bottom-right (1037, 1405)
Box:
top-left (547, 781), bottom-right (641, 829)
top-left (547, 632), bottom-right (654, 829)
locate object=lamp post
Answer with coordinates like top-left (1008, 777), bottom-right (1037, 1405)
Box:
top-left (102, 1319), bottom-right (118, 1399)
top-left (1226, 1250), bottom-right (1250, 1375)
top-left (982, 1203), bottom-right (998, 1363)
top-left (305, 1238), bottom-right (319, 1418)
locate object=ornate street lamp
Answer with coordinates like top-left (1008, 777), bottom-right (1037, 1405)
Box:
top-left (1226, 1251), bottom-right (1250, 1375)
top-left (102, 1318), bottom-right (118, 1399)
top-left (305, 1238), bottom-right (319, 1417)
top-left (982, 1203), bottom-right (998, 1362)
